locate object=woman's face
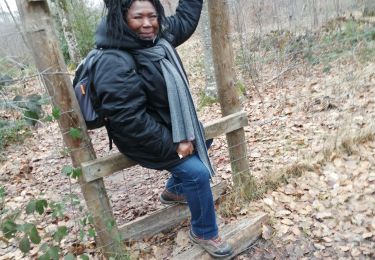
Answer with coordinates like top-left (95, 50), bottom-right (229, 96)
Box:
top-left (126, 0), bottom-right (159, 40)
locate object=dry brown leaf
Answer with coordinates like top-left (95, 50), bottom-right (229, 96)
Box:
top-left (361, 232), bottom-right (373, 239)
top-left (314, 211), bottom-right (333, 220)
top-left (275, 209), bottom-right (292, 218)
top-left (262, 224), bottom-right (273, 240)
top-left (281, 218), bottom-right (294, 226)
top-left (313, 243), bottom-right (325, 250)
top-left (350, 248), bottom-right (362, 257)
top-left (263, 197), bottom-right (274, 208)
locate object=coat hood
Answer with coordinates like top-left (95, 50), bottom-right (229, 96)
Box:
top-left (95, 17), bottom-right (159, 50)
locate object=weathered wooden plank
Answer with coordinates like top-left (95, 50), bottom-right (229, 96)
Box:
top-left (82, 111), bottom-right (248, 182)
top-left (120, 181), bottom-right (227, 241)
top-left (15, 0), bottom-right (123, 257)
top-left (204, 111), bottom-right (248, 140)
top-left (82, 153), bottom-right (137, 182)
top-left (174, 213), bottom-right (269, 260)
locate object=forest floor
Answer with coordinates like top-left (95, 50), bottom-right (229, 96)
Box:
top-left (1, 18), bottom-right (375, 259)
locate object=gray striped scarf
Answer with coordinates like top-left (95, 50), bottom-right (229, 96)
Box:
top-left (134, 38), bottom-right (215, 177)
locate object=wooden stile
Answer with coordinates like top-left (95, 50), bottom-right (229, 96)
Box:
top-left (82, 111), bottom-right (248, 182)
top-left (17, 0), bottom-right (263, 257)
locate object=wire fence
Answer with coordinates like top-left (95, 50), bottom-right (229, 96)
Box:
top-left (1, 0), bottom-right (375, 258)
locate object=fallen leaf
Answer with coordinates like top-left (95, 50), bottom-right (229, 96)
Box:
top-left (262, 224), bottom-right (273, 240)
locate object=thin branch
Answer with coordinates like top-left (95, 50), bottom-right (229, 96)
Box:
top-left (4, 0), bottom-right (31, 50)
top-left (0, 71), bottom-right (73, 86)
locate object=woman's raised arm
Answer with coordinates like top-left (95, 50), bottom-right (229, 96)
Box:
top-left (164, 0), bottom-right (203, 47)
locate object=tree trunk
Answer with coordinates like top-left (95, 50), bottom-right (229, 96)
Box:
top-left (161, 0), bottom-right (175, 15)
top-left (207, 0), bottom-right (257, 200)
top-left (199, 0), bottom-right (217, 99)
top-left (55, 0), bottom-right (81, 65)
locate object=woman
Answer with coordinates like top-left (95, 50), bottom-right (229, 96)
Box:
top-left (95, 0), bottom-right (233, 257)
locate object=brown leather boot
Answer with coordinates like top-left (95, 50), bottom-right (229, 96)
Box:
top-left (159, 189), bottom-right (187, 204)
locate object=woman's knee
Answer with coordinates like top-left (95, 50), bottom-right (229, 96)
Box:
top-left (172, 156), bottom-right (211, 185)
top-left (191, 164), bottom-right (210, 186)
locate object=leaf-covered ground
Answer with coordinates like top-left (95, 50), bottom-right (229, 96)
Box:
top-left (1, 19), bottom-right (375, 259)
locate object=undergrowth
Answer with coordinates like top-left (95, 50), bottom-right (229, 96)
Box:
top-left (0, 120), bottom-right (31, 158)
top-left (235, 17), bottom-right (375, 84)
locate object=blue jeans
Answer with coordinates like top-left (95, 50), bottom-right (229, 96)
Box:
top-left (166, 139), bottom-right (218, 239)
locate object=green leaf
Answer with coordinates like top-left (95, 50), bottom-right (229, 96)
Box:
top-left (80, 254), bottom-right (89, 260)
top-left (18, 223), bottom-right (34, 233)
top-left (45, 115), bottom-right (54, 122)
top-left (64, 253), bottom-right (76, 260)
top-left (79, 229), bottom-right (85, 240)
top-left (48, 246), bottom-right (60, 260)
top-left (87, 228), bottom-right (95, 238)
top-left (0, 186), bottom-right (5, 199)
top-left (53, 226), bottom-right (68, 243)
top-left (35, 199), bottom-right (48, 215)
top-left (39, 252), bottom-right (50, 260)
top-left (29, 225), bottom-right (41, 244)
top-left (24, 110), bottom-right (39, 126)
top-left (40, 243), bottom-right (49, 252)
top-left (68, 194), bottom-right (80, 206)
top-left (19, 235), bottom-right (31, 253)
top-left (2, 219), bottom-right (17, 238)
top-left (105, 218), bottom-right (115, 232)
top-left (62, 165), bottom-right (74, 177)
top-left (71, 168), bottom-right (82, 179)
top-left (50, 202), bottom-right (65, 218)
top-left (27, 94), bottom-right (42, 103)
top-left (52, 107), bottom-right (61, 120)
top-left (69, 128), bottom-right (82, 140)
top-left (26, 200), bottom-right (36, 214)
top-left (87, 215), bottom-right (94, 225)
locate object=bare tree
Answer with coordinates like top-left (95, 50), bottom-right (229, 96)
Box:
top-left (53, 0), bottom-right (81, 65)
top-left (160, 0), bottom-right (176, 15)
top-left (199, 0), bottom-right (217, 98)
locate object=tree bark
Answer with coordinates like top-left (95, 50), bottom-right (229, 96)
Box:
top-left (55, 0), bottom-right (81, 65)
top-left (207, 0), bottom-right (257, 199)
top-left (199, 0), bottom-right (217, 98)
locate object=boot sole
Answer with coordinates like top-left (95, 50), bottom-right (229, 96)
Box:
top-left (159, 195), bottom-right (187, 205)
top-left (189, 230), bottom-right (233, 258)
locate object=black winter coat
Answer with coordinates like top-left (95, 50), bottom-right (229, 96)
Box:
top-left (94, 0), bottom-right (203, 170)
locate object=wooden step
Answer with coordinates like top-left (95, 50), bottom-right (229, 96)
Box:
top-left (120, 181), bottom-right (228, 241)
top-left (174, 213), bottom-right (269, 260)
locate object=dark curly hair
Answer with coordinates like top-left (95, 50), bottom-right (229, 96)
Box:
top-left (104, 0), bottom-right (166, 38)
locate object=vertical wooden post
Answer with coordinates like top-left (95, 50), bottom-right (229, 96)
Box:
top-left (207, 0), bottom-right (256, 198)
top-left (15, 0), bottom-right (124, 257)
